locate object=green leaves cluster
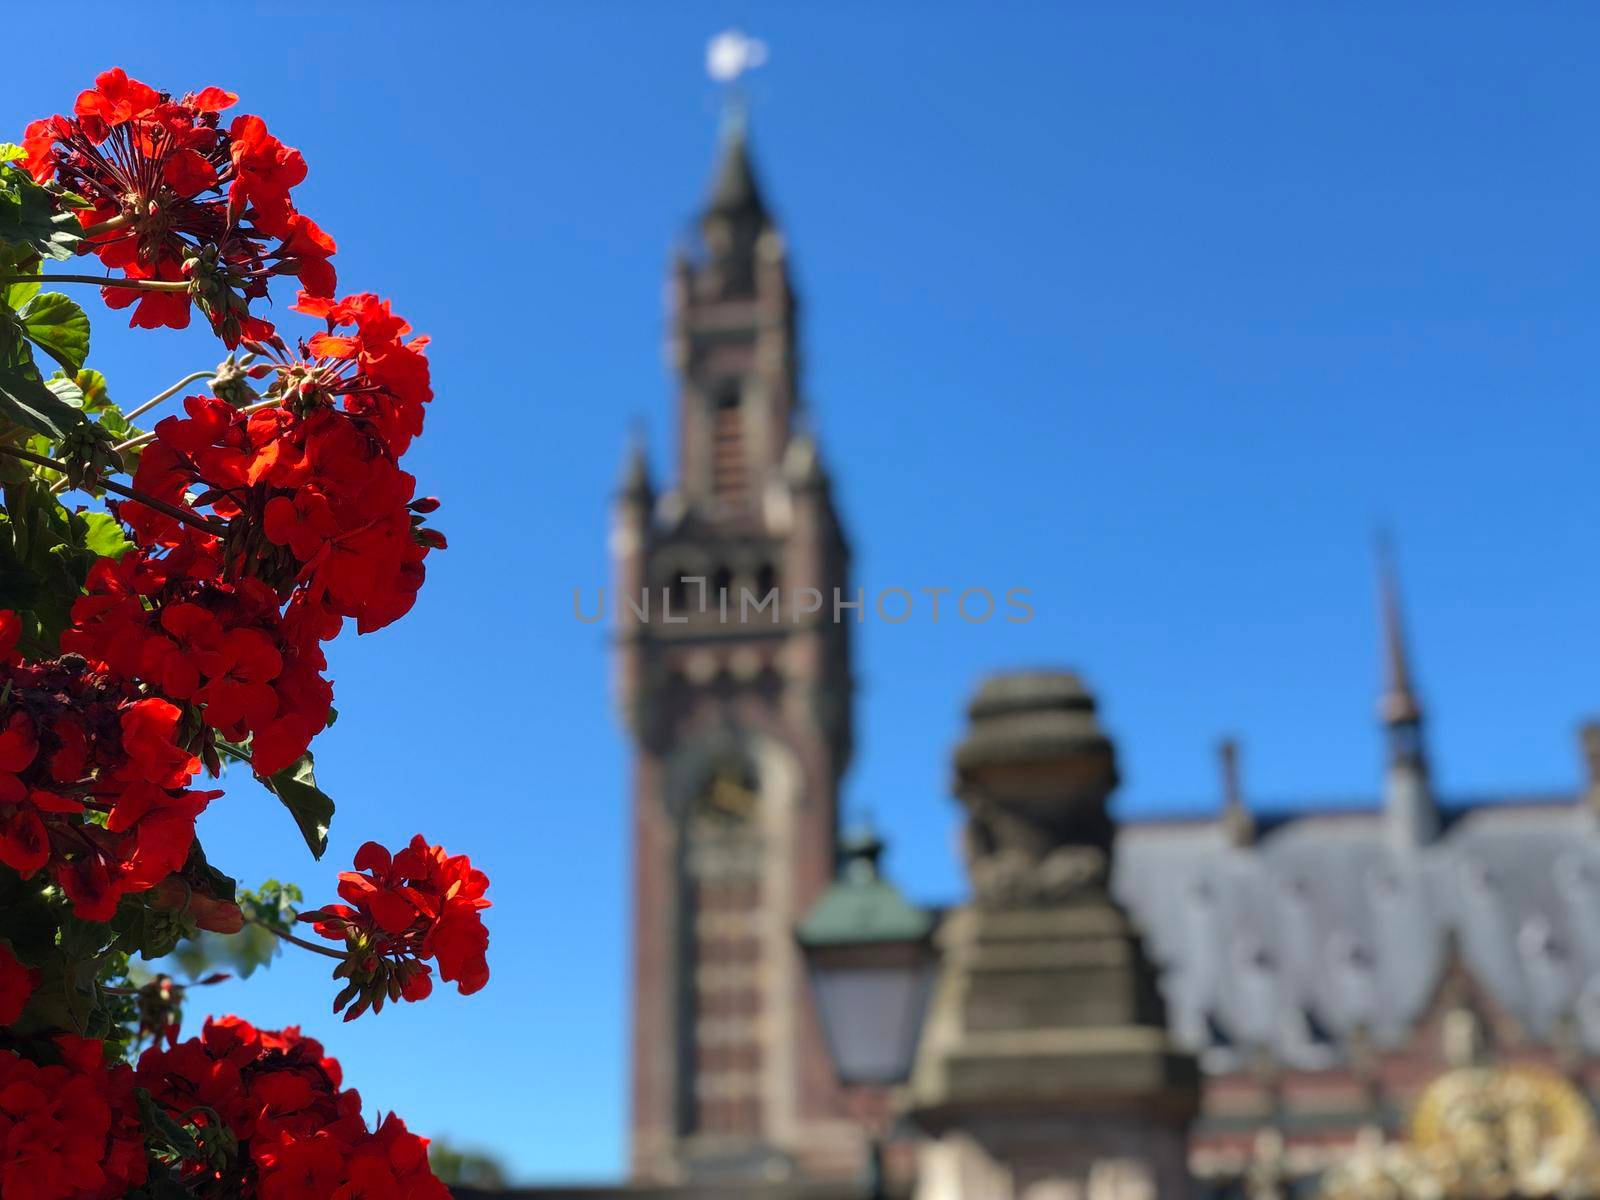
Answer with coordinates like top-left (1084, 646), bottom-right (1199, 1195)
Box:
top-left (0, 473), bottom-right (130, 654)
top-left (171, 879), bottom-right (304, 982)
top-left (0, 148), bottom-right (83, 262)
top-left (0, 151), bottom-right (92, 441)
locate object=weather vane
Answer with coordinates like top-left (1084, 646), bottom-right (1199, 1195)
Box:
top-left (706, 28), bottom-right (768, 85)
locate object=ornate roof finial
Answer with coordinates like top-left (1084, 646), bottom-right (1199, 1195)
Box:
top-left (617, 417), bottom-right (653, 502)
top-left (1218, 736), bottom-right (1255, 847)
top-left (1375, 532), bottom-right (1436, 847)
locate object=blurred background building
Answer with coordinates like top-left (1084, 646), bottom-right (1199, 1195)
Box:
top-left (458, 116), bottom-right (1600, 1200)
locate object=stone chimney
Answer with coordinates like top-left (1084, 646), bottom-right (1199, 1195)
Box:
top-left (906, 671), bottom-right (1199, 1200)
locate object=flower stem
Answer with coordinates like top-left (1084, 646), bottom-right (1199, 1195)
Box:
top-left (80, 214), bottom-right (133, 239)
top-left (124, 370), bottom-right (215, 423)
top-left (0, 273), bottom-right (190, 293)
top-left (53, 368), bottom-right (220, 494)
top-left (111, 430), bottom-right (157, 454)
top-left (0, 444), bottom-right (226, 537)
top-left (249, 917), bottom-right (348, 962)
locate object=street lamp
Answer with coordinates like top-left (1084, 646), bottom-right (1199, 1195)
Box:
top-left (796, 827), bottom-right (939, 1197)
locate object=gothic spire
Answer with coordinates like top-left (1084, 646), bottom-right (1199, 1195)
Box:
top-left (1375, 535), bottom-right (1436, 846)
top-left (617, 421), bottom-right (653, 504)
top-left (704, 109), bottom-right (768, 224)
top-left (1377, 535), bottom-right (1423, 731)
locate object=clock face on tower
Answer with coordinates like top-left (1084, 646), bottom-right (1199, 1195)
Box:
top-left (697, 760), bottom-right (758, 825)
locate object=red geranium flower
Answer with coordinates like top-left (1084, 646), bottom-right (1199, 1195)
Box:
top-left (117, 698), bottom-right (200, 789)
top-left (194, 627), bottom-right (283, 730)
top-left (0, 1035), bottom-right (147, 1200)
top-left (23, 68), bottom-right (337, 346)
top-left (301, 835), bottom-right (490, 1020)
top-left (138, 1017), bottom-right (449, 1199)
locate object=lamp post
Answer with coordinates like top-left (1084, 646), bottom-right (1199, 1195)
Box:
top-left (796, 827), bottom-right (939, 1199)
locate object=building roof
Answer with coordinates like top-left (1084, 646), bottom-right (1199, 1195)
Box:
top-left (1111, 793), bottom-right (1600, 1071)
top-left (797, 828), bottom-right (935, 946)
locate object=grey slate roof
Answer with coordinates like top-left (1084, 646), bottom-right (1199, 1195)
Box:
top-left (1111, 795), bottom-right (1600, 1071)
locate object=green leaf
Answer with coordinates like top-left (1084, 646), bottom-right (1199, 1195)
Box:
top-left (45, 374), bottom-right (83, 408)
top-left (3, 277), bottom-right (39, 310)
top-left (0, 359), bottom-right (85, 439)
top-left (136, 1089), bottom-right (202, 1159)
top-left (0, 165), bottom-right (82, 261)
top-left (50, 367), bottom-right (136, 443)
top-left (185, 839), bottom-right (238, 907)
top-left (259, 753), bottom-right (335, 859)
top-left (79, 510), bottom-right (131, 559)
top-left (0, 145), bottom-right (25, 164)
top-left (71, 367), bottom-right (109, 412)
top-left (18, 291), bottom-right (89, 373)
top-left (109, 898), bottom-right (190, 962)
top-left (0, 247), bottom-right (40, 309)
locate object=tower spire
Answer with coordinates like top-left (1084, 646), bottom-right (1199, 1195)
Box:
top-left (617, 417), bottom-right (653, 502)
top-left (1377, 534), bottom-right (1422, 731)
top-left (709, 116), bottom-right (761, 212)
top-left (1374, 534), bottom-right (1436, 847)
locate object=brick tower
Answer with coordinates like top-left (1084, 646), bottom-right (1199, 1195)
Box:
top-left (613, 117), bottom-right (859, 1186)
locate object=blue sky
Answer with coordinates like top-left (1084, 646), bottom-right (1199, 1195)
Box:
top-left (7, 2), bottom-right (1600, 1182)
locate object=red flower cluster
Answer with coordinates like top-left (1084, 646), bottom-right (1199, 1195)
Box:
top-left (0, 626), bottom-right (222, 919)
top-left (0, 1036), bottom-right (147, 1200)
top-left (289, 291), bottom-right (434, 457)
top-left (22, 68), bottom-right (335, 345)
top-left (63, 537), bottom-right (334, 777)
top-left (72, 287), bottom-right (443, 769)
top-left (0, 67), bottom-right (477, 1197)
top-left (129, 294), bottom-right (440, 633)
top-left (137, 1016), bottom-right (449, 1199)
top-left (302, 836), bottom-right (490, 1020)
